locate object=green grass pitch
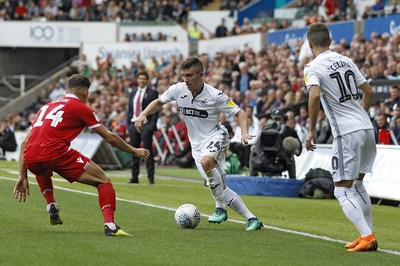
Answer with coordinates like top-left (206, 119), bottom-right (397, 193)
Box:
top-left (0, 160), bottom-right (399, 265)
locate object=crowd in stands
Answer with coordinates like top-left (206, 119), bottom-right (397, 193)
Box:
top-left (296, 0), bottom-right (400, 24)
top-left (0, 0), bottom-right (207, 22)
top-left (122, 32), bottom-right (177, 42)
top-left (0, 0), bottom-right (231, 23)
top-left (219, 0), bottom-right (254, 16)
top-left (2, 0), bottom-right (400, 167)
top-left (5, 24), bottom-right (400, 165)
top-left (211, 17), bottom-right (291, 40)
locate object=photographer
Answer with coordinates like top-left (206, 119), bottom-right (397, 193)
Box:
top-left (0, 117), bottom-right (17, 158)
top-left (250, 108), bottom-right (302, 178)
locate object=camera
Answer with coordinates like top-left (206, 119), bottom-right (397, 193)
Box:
top-left (250, 121), bottom-right (297, 178)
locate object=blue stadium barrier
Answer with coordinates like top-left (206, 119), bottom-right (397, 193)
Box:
top-left (225, 175), bottom-right (304, 197)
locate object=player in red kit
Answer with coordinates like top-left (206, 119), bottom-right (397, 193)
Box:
top-left (13, 74), bottom-right (150, 236)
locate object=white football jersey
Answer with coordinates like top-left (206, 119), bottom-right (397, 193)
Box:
top-left (304, 50), bottom-right (373, 137)
top-left (161, 82), bottom-right (241, 150)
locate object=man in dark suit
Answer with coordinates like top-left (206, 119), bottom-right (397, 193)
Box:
top-left (127, 71), bottom-right (159, 184)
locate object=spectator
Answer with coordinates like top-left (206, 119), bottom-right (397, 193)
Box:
top-left (235, 61), bottom-right (256, 94)
top-left (43, 0), bottom-right (58, 20)
top-left (385, 85), bottom-right (400, 112)
top-left (241, 17), bottom-right (254, 34)
top-left (296, 105), bottom-right (310, 129)
top-left (69, 2), bottom-right (83, 21)
top-left (231, 20), bottom-right (242, 35)
top-left (391, 115), bottom-right (400, 143)
top-left (48, 81), bottom-right (66, 102)
top-left (371, 0), bottom-right (385, 12)
top-left (0, 116), bottom-right (17, 158)
top-left (167, 113), bottom-right (192, 167)
top-left (26, 0), bottom-right (40, 19)
top-left (281, 80), bottom-right (295, 106)
top-left (215, 18), bottom-right (228, 38)
top-left (286, 110), bottom-right (307, 143)
top-left (161, 0), bottom-right (174, 20)
top-left (229, 115), bottom-right (259, 170)
top-left (14, 0), bottom-right (28, 20)
top-left (121, 1), bottom-right (136, 21)
top-left (27, 112), bottom-right (37, 127)
top-left (188, 20), bottom-right (201, 41)
top-left (80, 64), bottom-right (92, 77)
top-left (172, 0), bottom-right (186, 23)
top-left (316, 109), bottom-right (332, 144)
top-left (294, 89), bottom-right (307, 105)
top-left (373, 112), bottom-right (392, 143)
top-left (255, 88), bottom-right (274, 118)
top-left (138, 0), bottom-right (152, 20)
top-left (106, 0), bottom-right (120, 20)
top-left (71, 54), bottom-right (89, 72)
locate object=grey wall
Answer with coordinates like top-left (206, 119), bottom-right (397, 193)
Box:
top-left (0, 47), bottom-right (78, 118)
top-left (0, 47), bottom-right (78, 77)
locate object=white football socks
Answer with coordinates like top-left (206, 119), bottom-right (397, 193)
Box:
top-left (46, 202), bottom-right (59, 212)
top-left (215, 165), bottom-right (256, 220)
top-left (105, 222), bottom-right (116, 230)
top-left (224, 187), bottom-right (255, 220)
top-left (334, 186), bottom-right (372, 237)
top-left (206, 168), bottom-right (226, 209)
top-left (352, 180), bottom-right (373, 231)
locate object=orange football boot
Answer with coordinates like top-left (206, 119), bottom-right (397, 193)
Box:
top-left (345, 236), bottom-right (362, 249)
top-left (347, 234), bottom-right (378, 252)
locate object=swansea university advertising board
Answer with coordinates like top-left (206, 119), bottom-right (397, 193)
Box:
top-left (266, 21), bottom-right (355, 50)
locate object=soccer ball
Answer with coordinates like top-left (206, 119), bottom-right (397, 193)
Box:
top-left (174, 204), bottom-right (201, 229)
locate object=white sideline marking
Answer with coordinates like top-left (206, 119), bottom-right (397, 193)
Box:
top-left (1, 175), bottom-right (399, 256)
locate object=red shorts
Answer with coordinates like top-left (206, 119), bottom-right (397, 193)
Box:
top-left (25, 149), bottom-right (91, 183)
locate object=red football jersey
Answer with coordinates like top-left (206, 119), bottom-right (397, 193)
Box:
top-left (25, 94), bottom-right (101, 162)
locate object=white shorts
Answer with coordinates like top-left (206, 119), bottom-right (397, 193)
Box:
top-left (192, 126), bottom-right (230, 179)
top-left (331, 129), bottom-right (376, 182)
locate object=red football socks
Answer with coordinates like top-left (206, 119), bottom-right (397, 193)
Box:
top-left (98, 183), bottom-right (116, 223)
top-left (36, 175), bottom-right (55, 204)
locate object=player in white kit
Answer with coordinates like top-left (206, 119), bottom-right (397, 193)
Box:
top-left (304, 23), bottom-right (378, 252)
top-left (135, 57), bottom-right (263, 230)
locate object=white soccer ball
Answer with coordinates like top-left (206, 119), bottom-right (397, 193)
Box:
top-left (174, 204), bottom-right (201, 229)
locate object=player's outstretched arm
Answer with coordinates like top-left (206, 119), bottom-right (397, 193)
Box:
top-left (135, 98), bottom-right (164, 132)
top-left (93, 125), bottom-right (150, 159)
top-left (14, 130), bottom-right (31, 202)
top-left (235, 109), bottom-right (255, 145)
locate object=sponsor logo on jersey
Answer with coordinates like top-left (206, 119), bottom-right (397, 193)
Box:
top-left (180, 95), bottom-right (188, 99)
top-left (304, 73), bottom-right (309, 84)
top-left (200, 99), bottom-right (208, 104)
top-left (217, 92), bottom-right (224, 96)
top-left (76, 157), bottom-right (84, 163)
top-left (180, 107), bottom-right (208, 118)
top-left (227, 98), bottom-right (236, 107)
